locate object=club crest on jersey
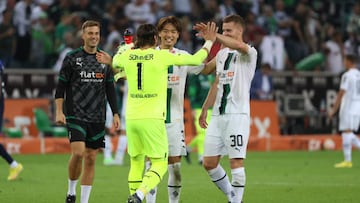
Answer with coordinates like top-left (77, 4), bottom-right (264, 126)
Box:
top-left (76, 58), bottom-right (83, 67)
top-left (101, 63), bottom-right (106, 69)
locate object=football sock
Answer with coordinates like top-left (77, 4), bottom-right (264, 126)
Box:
top-left (207, 165), bottom-right (233, 201)
top-left (67, 179), bottom-right (78, 195)
top-left (10, 161), bottom-right (19, 168)
top-left (351, 132), bottom-right (360, 149)
top-left (139, 157), bottom-right (167, 196)
top-left (0, 144), bottom-right (14, 164)
top-left (168, 162), bottom-right (182, 203)
top-left (103, 135), bottom-right (112, 159)
top-left (80, 185), bottom-right (92, 203)
top-left (231, 167), bottom-right (245, 202)
top-left (128, 155), bottom-right (145, 194)
top-left (145, 160), bottom-right (157, 203)
top-left (115, 135), bottom-right (127, 161)
top-left (342, 132), bottom-right (352, 161)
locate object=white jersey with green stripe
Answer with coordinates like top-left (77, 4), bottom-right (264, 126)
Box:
top-left (155, 47), bottom-right (204, 123)
top-left (112, 47), bottom-right (208, 120)
top-left (212, 45), bottom-right (257, 116)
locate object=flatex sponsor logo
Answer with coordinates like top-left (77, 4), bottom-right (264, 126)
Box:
top-left (80, 71), bottom-right (104, 82)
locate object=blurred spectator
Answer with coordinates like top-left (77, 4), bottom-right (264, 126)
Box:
top-left (176, 29), bottom-right (193, 53)
top-left (305, 8), bottom-right (322, 53)
top-left (257, 4), bottom-right (278, 35)
top-left (47, 0), bottom-right (72, 25)
top-left (124, 0), bottom-right (155, 30)
top-left (274, 0), bottom-right (292, 40)
top-left (219, 0), bottom-right (236, 19)
top-left (12, 0), bottom-right (36, 68)
top-left (0, 9), bottom-right (16, 67)
top-left (260, 34), bottom-right (286, 71)
top-left (155, 0), bottom-right (173, 20)
top-left (323, 30), bottom-right (343, 74)
top-left (54, 13), bottom-right (75, 51)
top-left (103, 22), bottom-right (122, 55)
top-left (172, 0), bottom-right (192, 18)
top-left (346, 2), bottom-right (360, 37)
top-left (53, 31), bottom-right (77, 71)
top-left (250, 63), bottom-right (273, 100)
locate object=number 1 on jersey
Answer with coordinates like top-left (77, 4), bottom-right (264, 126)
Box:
top-left (137, 62), bottom-right (143, 90)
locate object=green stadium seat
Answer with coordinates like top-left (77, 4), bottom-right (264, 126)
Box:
top-left (3, 127), bottom-right (23, 138)
top-left (33, 108), bottom-right (68, 137)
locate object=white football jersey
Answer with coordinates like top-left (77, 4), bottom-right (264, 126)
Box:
top-left (212, 45), bottom-right (257, 116)
top-left (340, 68), bottom-right (360, 116)
top-left (156, 47), bottom-right (204, 123)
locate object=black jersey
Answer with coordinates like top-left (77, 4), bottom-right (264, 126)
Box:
top-left (56, 47), bottom-right (115, 123)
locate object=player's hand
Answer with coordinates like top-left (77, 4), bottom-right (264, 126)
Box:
top-left (96, 50), bottom-right (112, 65)
top-left (199, 109), bottom-right (208, 129)
top-left (327, 110), bottom-right (334, 119)
top-left (113, 114), bottom-right (121, 130)
top-left (55, 112), bottom-right (66, 125)
top-left (194, 22), bottom-right (218, 42)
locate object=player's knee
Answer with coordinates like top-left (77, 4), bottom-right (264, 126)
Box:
top-left (202, 159), bottom-right (217, 171)
top-left (150, 158), bottom-right (168, 178)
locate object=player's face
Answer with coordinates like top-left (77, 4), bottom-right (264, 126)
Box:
top-left (222, 22), bottom-right (243, 40)
top-left (82, 26), bottom-right (100, 49)
top-left (159, 23), bottom-right (179, 49)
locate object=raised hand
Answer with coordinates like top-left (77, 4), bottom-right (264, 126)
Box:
top-left (193, 22), bottom-right (218, 42)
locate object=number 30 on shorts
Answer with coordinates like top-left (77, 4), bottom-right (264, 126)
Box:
top-left (230, 134), bottom-right (243, 147)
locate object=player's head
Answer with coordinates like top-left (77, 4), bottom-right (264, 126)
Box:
top-left (135, 24), bottom-right (158, 48)
top-left (81, 20), bottom-right (100, 49)
top-left (344, 54), bottom-right (357, 69)
top-left (157, 16), bottom-right (182, 49)
top-left (222, 14), bottom-right (245, 41)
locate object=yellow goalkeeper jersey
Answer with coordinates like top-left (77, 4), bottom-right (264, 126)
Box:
top-left (112, 47), bottom-right (208, 120)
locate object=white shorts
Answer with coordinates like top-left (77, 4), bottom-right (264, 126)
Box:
top-left (204, 114), bottom-right (250, 159)
top-left (166, 121), bottom-right (186, 157)
top-left (339, 113), bottom-right (360, 131)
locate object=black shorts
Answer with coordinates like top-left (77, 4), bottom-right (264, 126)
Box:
top-left (66, 119), bottom-right (105, 149)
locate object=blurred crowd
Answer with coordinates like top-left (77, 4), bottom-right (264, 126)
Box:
top-left (0, 0), bottom-right (359, 74)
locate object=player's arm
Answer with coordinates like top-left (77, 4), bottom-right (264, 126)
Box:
top-left (215, 33), bottom-right (249, 54)
top-left (328, 89), bottom-right (345, 119)
top-left (112, 52), bottom-right (126, 81)
top-left (171, 22), bottom-right (217, 66)
top-left (199, 75), bottom-right (219, 129)
top-left (201, 57), bottom-right (216, 75)
top-left (54, 56), bottom-right (71, 124)
top-left (105, 72), bottom-right (120, 130)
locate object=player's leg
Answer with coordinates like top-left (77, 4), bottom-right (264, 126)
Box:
top-left (80, 148), bottom-right (98, 203)
top-left (66, 141), bottom-right (85, 202)
top-left (0, 143), bottom-right (23, 180)
top-left (168, 156), bottom-right (182, 203)
top-left (103, 103), bottom-right (114, 165)
top-left (79, 122), bottom-right (105, 203)
top-left (113, 128), bottom-right (127, 165)
top-left (145, 159), bottom-right (157, 203)
top-left (129, 119), bottom-right (168, 202)
top-left (226, 114), bottom-right (250, 203)
top-left (203, 116), bottom-right (233, 202)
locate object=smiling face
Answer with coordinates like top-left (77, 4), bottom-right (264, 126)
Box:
top-left (81, 23), bottom-right (100, 53)
top-left (158, 23), bottom-right (179, 49)
top-left (222, 21), bottom-right (243, 41)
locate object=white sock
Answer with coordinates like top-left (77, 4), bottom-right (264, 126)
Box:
top-left (231, 167), bottom-right (245, 202)
top-left (168, 163), bottom-right (182, 203)
top-left (80, 185), bottom-right (92, 203)
top-left (351, 133), bottom-right (360, 149)
top-left (145, 187), bottom-right (157, 203)
top-left (207, 165), bottom-right (233, 201)
top-left (104, 135), bottom-right (112, 159)
top-left (67, 179), bottom-right (78, 195)
top-left (136, 190), bottom-right (145, 200)
top-left (342, 132), bottom-right (353, 161)
top-left (115, 135), bottom-right (127, 161)
top-left (10, 161), bottom-right (18, 168)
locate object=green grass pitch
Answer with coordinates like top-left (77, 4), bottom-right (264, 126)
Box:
top-left (0, 151), bottom-right (359, 203)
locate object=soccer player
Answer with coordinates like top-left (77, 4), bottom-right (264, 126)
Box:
top-left (196, 14), bottom-right (258, 203)
top-left (143, 16), bottom-right (216, 203)
top-left (112, 23), bottom-right (217, 203)
top-left (54, 20), bottom-right (120, 203)
top-left (328, 54), bottom-right (360, 168)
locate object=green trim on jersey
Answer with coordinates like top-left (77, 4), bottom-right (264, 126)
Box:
top-left (219, 53), bottom-right (234, 115)
top-left (58, 76), bottom-right (68, 82)
top-left (165, 65), bottom-right (174, 123)
top-left (66, 47), bottom-right (82, 55)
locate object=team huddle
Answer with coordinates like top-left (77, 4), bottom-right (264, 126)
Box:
top-left (55, 14), bottom-right (257, 203)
